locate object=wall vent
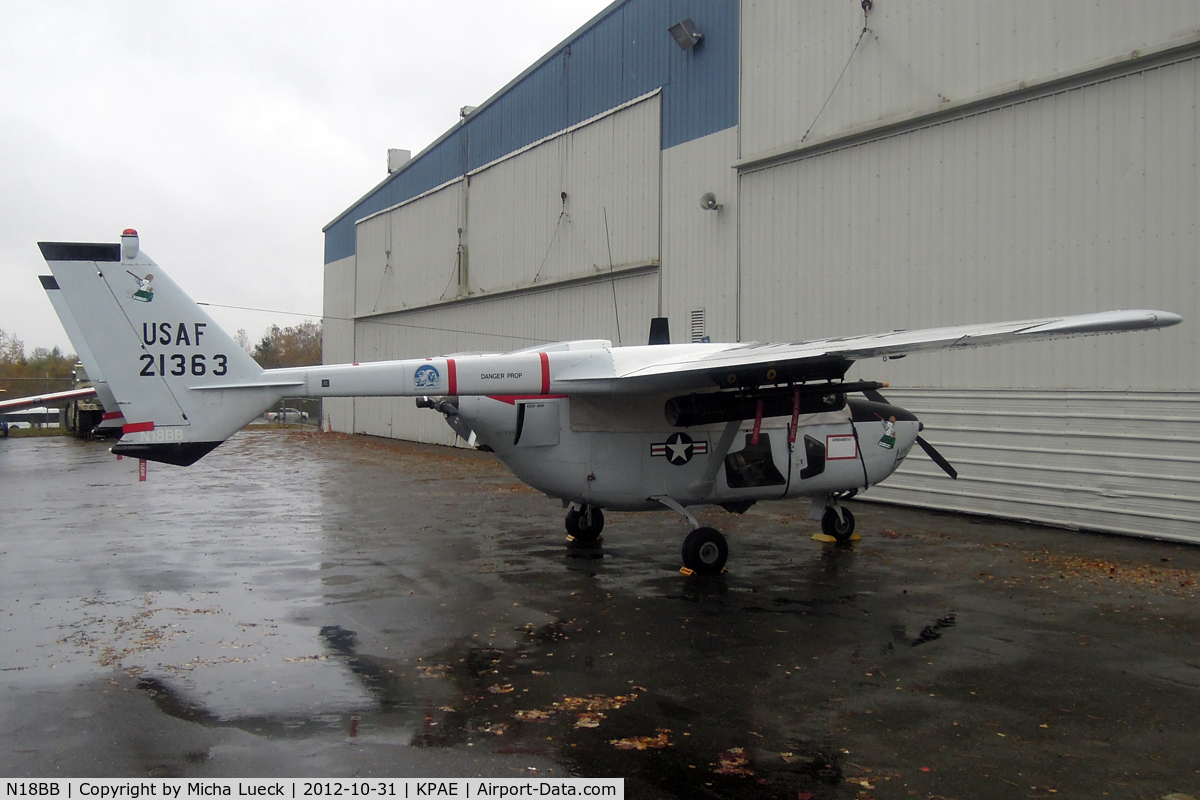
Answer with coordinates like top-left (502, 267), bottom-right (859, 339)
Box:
top-left (690, 309), bottom-right (707, 342)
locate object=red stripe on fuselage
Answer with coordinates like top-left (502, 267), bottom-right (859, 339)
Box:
top-left (539, 352), bottom-right (549, 394)
top-left (447, 358), bottom-right (457, 395)
top-left (123, 421), bottom-right (154, 433)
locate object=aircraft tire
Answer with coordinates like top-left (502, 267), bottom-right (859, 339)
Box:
top-left (682, 527), bottom-right (728, 575)
top-left (822, 507), bottom-right (856, 542)
top-left (566, 505), bottom-right (604, 542)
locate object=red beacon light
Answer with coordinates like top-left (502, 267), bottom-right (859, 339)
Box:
top-left (120, 228), bottom-right (139, 260)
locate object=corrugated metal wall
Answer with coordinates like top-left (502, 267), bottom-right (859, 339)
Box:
top-left (737, 12), bottom-right (1200, 540)
top-left (355, 181), bottom-right (465, 315)
top-left (321, 254), bottom-right (357, 432)
top-left (351, 94), bottom-right (661, 318)
top-left (867, 390), bottom-right (1200, 544)
top-left (738, 56), bottom-right (1199, 389)
top-left (468, 95), bottom-right (661, 293)
top-left (660, 126), bottom-right (739, 343)
top-left (740, 0), bottom-right (1200, 159)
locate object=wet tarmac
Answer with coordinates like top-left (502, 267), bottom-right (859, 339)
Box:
top-left (2, 430), bottom-right (1199, 798)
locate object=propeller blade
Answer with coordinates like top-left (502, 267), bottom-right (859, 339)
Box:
top-left (861, 386), bottom-right (958, 478)
top-left (915, 435), bottom-right (958, 480)
top-left (862, 387), bottom-right (889, 404)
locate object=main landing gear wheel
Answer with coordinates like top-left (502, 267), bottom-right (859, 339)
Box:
top-left (681, 527), bottom-right (728, 576)
top-left (821, 507), bottom-right (856, 543)
top-left (566, 505), bottom-right (605, 542)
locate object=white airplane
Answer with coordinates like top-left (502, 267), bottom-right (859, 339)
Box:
top-left (37, 230), bottom-right (1182, 574)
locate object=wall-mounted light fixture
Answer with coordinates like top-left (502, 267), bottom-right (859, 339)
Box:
top-left (668, 18), bottom-right (703, 50)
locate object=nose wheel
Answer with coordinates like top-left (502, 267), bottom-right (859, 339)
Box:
top-left (681, 527), bottom-right (728, 575)
top-left (821, 506), bottom-right (856, 543)
top-left (566, 504), bottom-right (605, 542)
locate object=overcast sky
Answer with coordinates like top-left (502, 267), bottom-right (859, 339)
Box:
top-left (0, 1), bottom-right (612, 354)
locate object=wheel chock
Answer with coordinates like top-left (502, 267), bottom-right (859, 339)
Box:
top-left (679, 566), bottom-right (696, 576)
top-left (812, 533), bottom-right (862, 543)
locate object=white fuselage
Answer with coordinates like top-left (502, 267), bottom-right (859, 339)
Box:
top-left (451, 394), bottom-right (919, 511)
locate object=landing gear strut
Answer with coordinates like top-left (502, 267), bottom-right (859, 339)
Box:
top-left (652, 495), bottom-right (729, 576)
top-left (821, 506), bottom-right (856, 543)
top-left (565, 504), bottom-right (605, 542)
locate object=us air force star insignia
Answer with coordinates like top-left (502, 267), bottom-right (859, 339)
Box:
top-left (650, 433), bottom-right (709, 465)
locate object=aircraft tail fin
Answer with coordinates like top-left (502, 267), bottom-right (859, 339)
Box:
top-left (40, 274), bottom-right (125, 431)
top-left (39, 231), bottom-right (281, 465)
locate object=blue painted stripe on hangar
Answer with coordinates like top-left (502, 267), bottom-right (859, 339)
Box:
top-left (324, 0), bottom-right (738, 265)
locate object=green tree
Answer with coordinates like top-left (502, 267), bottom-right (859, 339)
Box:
top-left (0, 328), bottom-right (76, 397)
top-left (251, 321), bottom-right (322, 369)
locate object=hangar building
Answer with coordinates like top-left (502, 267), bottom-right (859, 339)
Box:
top-left (323, 1), bottom-right (1200, 543)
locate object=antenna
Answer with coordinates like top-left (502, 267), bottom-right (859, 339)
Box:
top-left (603, 208), bottom-right (622, 346)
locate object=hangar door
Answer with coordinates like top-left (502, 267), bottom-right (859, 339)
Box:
top-left (737, 57), bottom-right (1200, 542)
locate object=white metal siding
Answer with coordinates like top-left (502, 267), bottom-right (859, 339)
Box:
top-left (740, 56), bottom-right (1199, 391)
top-left (866, 390), bottom-right (1200, 542)
top-left (469, 95), bottom-right (662, 293)
top-left (741, 0), bottom-right (1200, 158)
top-left (738, 55), bottom-right (1200, 541)
top-left (354, 181), bottom-right (465, 316)
top-left (660, 126), bottom-right (739, 344)
top-left (322, 254), bottom-right (357, 432)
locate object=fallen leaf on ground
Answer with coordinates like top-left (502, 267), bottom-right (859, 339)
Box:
top-left (514, 709), bottom-right (554, 722)
top-left (556, 693), bottom-right (638, 712)
top-left (610, 729), bottom-right (672, 750)
top-left (712, 747), bottom-right (754, 777)
top-left (417, 664), bottom-right (450, 678)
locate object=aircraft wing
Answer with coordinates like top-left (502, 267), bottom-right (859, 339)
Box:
top-left (581, 309), bottom-right (1182, 389)
top-left (0, 386), bottom-right (97, 414)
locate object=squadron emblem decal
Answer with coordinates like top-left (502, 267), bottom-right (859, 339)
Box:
top-left (414, 364), bottom-right (441, 389)
top-left (127, 270), bottom-right (155, 302)
top-left (878, 416), bottom-right (898, 449)
top-left (651, 432), bottom-right (708, 465)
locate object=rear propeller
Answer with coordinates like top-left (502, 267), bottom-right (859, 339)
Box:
top-left (862, 388), bottom-right (958, 480)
